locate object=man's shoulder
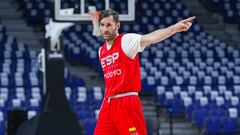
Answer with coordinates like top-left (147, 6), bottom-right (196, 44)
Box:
top-left (99, 45), bottom-right (105, 54)
top-left (122, 33), bottom-right (141, 39)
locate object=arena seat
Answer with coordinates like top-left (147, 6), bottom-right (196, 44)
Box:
top-left (203, 116), bottom-right (221, 135)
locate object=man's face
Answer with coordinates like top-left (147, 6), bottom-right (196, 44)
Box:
top-left (99, 15), bottom-right (120, 41)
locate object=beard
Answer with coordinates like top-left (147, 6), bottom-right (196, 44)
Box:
top-left (105, 32), bottom-right (117, 41)
top-left (102, 29), bottom-right (118, 41)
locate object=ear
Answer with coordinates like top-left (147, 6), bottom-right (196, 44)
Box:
top-left (116, 22), bottom-right (120, 30)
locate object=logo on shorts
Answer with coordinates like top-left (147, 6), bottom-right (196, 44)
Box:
top-left (129, 127), bottom-right (136, 132)
top-left (129, 127), bottom-right (138, 135)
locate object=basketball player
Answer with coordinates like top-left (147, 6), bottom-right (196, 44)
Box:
top-left (94, 9), bottom-right (196, 135)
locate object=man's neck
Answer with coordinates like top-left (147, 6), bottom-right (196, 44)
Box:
top-left (106, 33), bottom-right (119, 46)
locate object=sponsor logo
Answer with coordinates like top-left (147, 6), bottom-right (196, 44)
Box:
top-left (101, 52), bottom-right (119, 68)
top-left (104, 69), bottom-right (122, 79)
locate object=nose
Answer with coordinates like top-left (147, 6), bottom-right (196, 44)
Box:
top-left (103, 26), bottom-right (108, 33)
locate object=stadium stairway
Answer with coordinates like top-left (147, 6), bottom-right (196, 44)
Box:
top-left (159, 117), bottom-right (200, 135)
top-left (141, 93), bottom-right (158, 118)
top-left (180, 0), bottom-right (240, 48)
top-left (140, 93), bottom-right (160, 135)
top-left (0, 0), bottom-right (43, 51)
top-left (141, 93), bottom-right (201, 135)
top-left (157, 106), bottom-right (201, 135)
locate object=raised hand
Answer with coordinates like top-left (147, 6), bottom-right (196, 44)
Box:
top-left (172, 16), bottom-right (196, 32)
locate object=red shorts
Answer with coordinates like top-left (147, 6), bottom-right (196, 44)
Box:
top-left (94, 95), bottom-right (147, 135)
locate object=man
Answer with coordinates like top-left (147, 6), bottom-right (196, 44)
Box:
top-left (94, 9), bottom-right (195, 135)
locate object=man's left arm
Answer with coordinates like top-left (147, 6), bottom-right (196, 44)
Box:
top-left (140, 16), bottom-right (196, 48)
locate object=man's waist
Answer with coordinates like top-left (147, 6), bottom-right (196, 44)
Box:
top-left (106, 92), bottom-right (138, 103)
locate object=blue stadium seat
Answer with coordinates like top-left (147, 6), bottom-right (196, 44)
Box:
top-left (215, 96), bottom-right (225, 109)
top-left (0, 121), bottom-right (4, 135)
top-left (0, 99), bottom-right (7, 111)
top-left (221, 116), bottom-right (238, 134)
top-left (223, 3), bottom-right (237, 23)
top-left (209, 108), bottom-right (225, 117)
top-left (187, 86), bottom-right (196, 97)
top-left (228, 108), bottom-right (238, 119)
top-left (29, 99), bottom-right (40, 111)
top-left (156, 86), bottom-right (165, 104)
top-left (83, 118), bottom-right (97, 135)
top-left (89, 87), bottom-right (103, 110)
top-left (65, 87), bottom-right (72, 101)
top-left (76, 110), bottom-right (91, 120)
top-left (170, 97), bottom-right (183, 116)
top-left (192, 108), bottom-right (209, 128)
top-left (203, 116), bottom-right (221, 135)
top-left (142, 76), bottom-right (156, 92)
top-left (71, 77), bottom-right (85, 88)
top-left (69, 46), bottom-right (82, 62)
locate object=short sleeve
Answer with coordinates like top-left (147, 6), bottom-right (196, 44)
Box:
top-left (121, 33), bottom-right (145, 59)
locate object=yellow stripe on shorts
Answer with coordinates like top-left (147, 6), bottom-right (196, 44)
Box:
top-left (129, 127), bottom-right (136, 132)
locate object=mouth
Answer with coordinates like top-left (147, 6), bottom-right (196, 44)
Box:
top-left (103, 34), bottom-right (109, 38)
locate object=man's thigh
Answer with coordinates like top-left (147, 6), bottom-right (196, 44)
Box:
top-left (112, 96), bottom-right (147, 135)
top-left (94, 100), bottom-right (119, 135)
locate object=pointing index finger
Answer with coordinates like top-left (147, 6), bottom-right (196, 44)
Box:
top-left (182, 16), bottom-right (196, 23)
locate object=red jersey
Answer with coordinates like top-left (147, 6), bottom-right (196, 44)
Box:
top-left (99, 34), bottom-right (141, 98)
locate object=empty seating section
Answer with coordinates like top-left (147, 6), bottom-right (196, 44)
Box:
top-left (133, 1), bottom-right (240, 132)
top-left (65, 86), bottom-right (102, 134)
top-left (16, 0), bottom-right (53, 25)
top-left (201, 0), bottom-right (240, 24)
top-left (6, 0), bottom-right (240, 134)
top-left (0, 19), bottom-right (98, 134)
top-left (0, 20), bottom-right (43, 133)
